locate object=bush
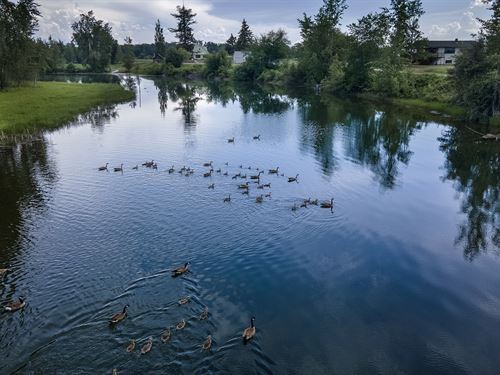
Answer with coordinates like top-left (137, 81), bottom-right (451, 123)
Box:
top-left (165, 48), bottom-right (190, 68)
top-left (204, 51), bottom-right (232, 79)
top-left (322, 57), bottom-right (346, 93)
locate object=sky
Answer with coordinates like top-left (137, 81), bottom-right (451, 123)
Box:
top-left (35, 0), bottom-right (492, 44)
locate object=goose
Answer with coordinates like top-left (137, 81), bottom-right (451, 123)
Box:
top-left (0, 268), bottom-right (8, 277)
top-left (268, 167), bottom-right (279, 174)
top-left (132, 165), bottom-right (139, 170)
top-left (300, 201), bottom-right (308, 208)
top-left (263, 183), bottom-right (271, 188)
top-left (238, 183), bottom-right (249, 190)
top-left (228, 137), bottom-right (235, 143)
top-left (223, 194), bottom-right (231, 203)
top-left (310, 199), bottom-right (319, 206)
top-left (199, 307), bottom-right (209, 320)
top-left (253, 135), bottom-right (261, 140)
top-left (224, 162), bottom-right (229, 166)
top-left (320, 198), bottom-right (334, 209)
top-left (110, 304), bottom-right (129, 324)
top-left (202, 335), bottom-right (212, 350)
top-left (126, 339), bottom-right (136, 352)
top-left (203, 161), bottom-right (213, 167)
top-left (232, 173), bottom-right (241, 180)
top-left (141, 337), bottom-right (153, 354)
top-left (242, 317), bottom-right (256, 342)
top-left (178, 297), bottom-right (190, 305)
top-left (247, 166), bottom-right (252, 170)
top-left (250, 171), bottom-right (263, 180)
top-left (112, 369), bottom-right (118, 375)
top-left (180, 166), bottom-right (187, 172)
top-left (114, 164), bottom-right (124, 172)
top-left (241, 190), bottom-right (249, 195)
top-left (257, 184), bottom-right (264, 190)
top-left (176, 319), bottom-right (186, 330)
top-left (208, 183), bottom-right (215, 189)
top-left (223, 171), bottom-right (229, 176)
top-left (265, 193), bottom-right (272, 198)
top-left (161, 328), bottom-right (171, 343)
top-left (203, 170), bottom-right (213, 178)
top-left (152, 163), bottom-right (158, 170)
top-left (216, 168), bottom-right (221, 173)
top-left (288, 174), bottom-right (299, 183)
top-left (5, 297), bottom-right (25, 312)
top-left (98, 163), bottom-right (109, 171)
top-left (172, 262), bottom-right (190, 277)
top-left (240, 174), bottom-right (247, 179)
top-left (256, 195), bottom-right (264, 203)
top-left (291, 204), bottom-right (298, 212)
top-left (239, 164), bottom-right (243, 169)
top-left (142, 160), bottom-right (154, 167)
top-left (168, 166), bottom-right (175, 173)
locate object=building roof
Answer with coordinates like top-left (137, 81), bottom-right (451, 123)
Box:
top-left (192, 44), bottom-right (209, 55)
top-left (427, 40), bottom-right (476, 49)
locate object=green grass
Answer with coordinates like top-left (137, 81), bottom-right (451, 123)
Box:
top-left (409, 65), bottom-right (453, 76)
top-left (0, 81), bottom-right (135, 134)
top-left (112, 59), bottom-right (204, 77)
top-left (392, 98), bottom-right (466, 118)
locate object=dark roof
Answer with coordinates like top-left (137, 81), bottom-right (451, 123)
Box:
top-left (427, 40), bottom-right (477, 49)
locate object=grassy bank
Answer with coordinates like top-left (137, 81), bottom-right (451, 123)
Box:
top-left (0, 82), bottom-right (134, 134)
top-left (112, 59), bottom-right (204, 78)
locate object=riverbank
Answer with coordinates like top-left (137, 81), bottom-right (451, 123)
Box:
top-left (0, 82), bottom-right (134, 134)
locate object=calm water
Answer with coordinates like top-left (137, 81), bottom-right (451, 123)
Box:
top-left (1, 76), bottom-right (499, 375)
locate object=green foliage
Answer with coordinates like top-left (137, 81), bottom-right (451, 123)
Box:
top-left (154, 20), bottom-right (166, 60)
top-left (72, 11), bottom-right (115, 72)
top-left (226, 34), bottom-right (237, 55)
top-left (204, 51), bottom-right (232, 79)
top-left (322, 57), bottom-right (346, 92)
top-left (388, 0), bottom-right (425, 61)
top-left (165, 47), bottom-right (190, 68)
top-left (236, 19), bottom-right (254, 51)
top-left (122, 36), bottom-right (135, 72)
top-left (169, 5), bottom-right (197, 52)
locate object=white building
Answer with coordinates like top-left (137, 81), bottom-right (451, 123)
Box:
top-left (192, 43), bottom-right (209, 61)
top-left (427, 40), bottom-right (476, 65)
top-left (233, 51), bottom-right (250, 65)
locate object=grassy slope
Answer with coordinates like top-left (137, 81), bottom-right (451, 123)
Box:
top-left (0, 82), bottom-right (134, 133)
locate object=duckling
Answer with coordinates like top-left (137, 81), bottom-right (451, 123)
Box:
top-left (288, 174), bottom-right (299, 183)
top-left (141, 337), bottom-right (153, 354)
top-left (250, 171), bottom-right (263, 180)
top-left (199, 307), bottom-right (209, 320)
top-left (268, 167), bottom-right (279, 174)
top-left (256, 195), bottom-right (264, 203)
top-left (172, 262), bottom-right (190, 277)
top-left (176, 319), bottom-right (186, 330)
top-left (203, 161), bottom-right (213, 167)
top-left (208, 183), bottom-right (215, 189)
top-left (320, 198), bottom-right (334, 209)
top-left (202, 335), bottom-right (212, 350)
top-left (0, 268), bottom-right (8, 277)
top-left (223, 194), bottom-right (232, 203)
top-left (242, 317), bottom-right (256, 342)
top-left (132, 165), bottom-right (139, 170)
top-left (5, 297), bottom-right (25, 312)
top-left (253, 135), bottom-right (261, 140)
top-left (126, 339), bottom-right (136, 352)
top-left (110, 304), bottom-right (129, 324)
top-left (161, 328), bottom-right (171, 343)
top-left (228, 137), bottom-right (235, 143)
top-left (238, 183), bottom-right (249, 190)
top-left (98, 163), bottom-right (109, 171)
top-left (168, 165), bottom-right (175, 173)
top-left (178, 297), bottom-right (190, 305)
top-left (114, 164), bottom-right (124, 172)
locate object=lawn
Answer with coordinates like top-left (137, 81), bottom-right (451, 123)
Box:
top-left (409, 65), bottom-right (454, 76)
top-left (0, 81), bottom-right (135, 134)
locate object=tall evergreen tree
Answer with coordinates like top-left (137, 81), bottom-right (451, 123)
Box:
top-left (154, 19), bottom-right (166, 61)
top-left (225, 33), bottom-right (237, 54)
top-left (236, 19), bottom-right (254, 50)
top-left (168, 5), bottom-right (197, 52)
top-left (478, 0), bottom-right (500, 53)
top-left (122, 36), bottom-right (135, 72)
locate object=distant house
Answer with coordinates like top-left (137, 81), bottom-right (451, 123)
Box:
top-left (427, 40), bottom-right (476, 65)
top-left (233, 51), bottom-right (250, 65)
top-left (192, 43), bottom-right (209, 61)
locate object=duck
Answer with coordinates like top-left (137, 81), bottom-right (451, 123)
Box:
top-left (203, 161), bottom-right (213, 167)
top-left (178, 297), bottom-right (190, 305)
top-left (320, 198), bottom-right (334, 209)
top-left (110, 304), bottom-right (129, 324)
top-left (114, 164), bottom-right (124, 172)
top-left (199, 307), bottom-right (209, 320)
top-left (256, 195), bottom-right (264, 203)
top-left (250, 171), bottom-right (263, 180)
top-left (161, 328), bottom-right (171, 343)
top-left (141, 337), bottom-right (153, 354)
top-left (126, 339), bottom-right (136, 352)
top-left (208, 183), bottom-right (215, 189)
top-left (228, 137), bottom-right (235, 143)
top-left (242, 317), bottom-right (256, 342)
top-left (98, 163), bottom-right (109, 171)
top-left (268, 167), bottom-right (279, 174)
top-left (253, 135), bottom-right (261, 140)
top-left (202, 335), bottom-right (212, 350)
top-left (238, 183), bottom-right (249, 190)
top-left (5, 297), bottom-right (26, 312)
top-left (0, 268), bottom-right (8, 277)
top-left (172, 262), bottom-right (190, 277)
top-left (288, 174), bottom-right (299, 183)
top-left (168, 166), bottom-right (175, 173)
top-left (223, 194), bottom-right (232, 203)
top-left (132, 165), bottom-right (139, 170)
top-left (176, 319), bottom-right (186, 330)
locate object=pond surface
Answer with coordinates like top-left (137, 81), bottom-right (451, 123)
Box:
top-left (1, 76), bottom-right (499, 375)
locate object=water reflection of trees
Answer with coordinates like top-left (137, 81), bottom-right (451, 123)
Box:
top-left (439, 128), bottom-right (500, 261)
top-left (173, 83), bottom-right (201, 127)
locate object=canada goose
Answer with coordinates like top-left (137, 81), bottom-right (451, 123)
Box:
top-left (247, 166), bottom-right (252, 170)
top-left (241, 190), bottom-right (249, 195)
top-left (238, 183), bottom-right (249, 190)
top-left (114, 164), bottom-right (124, 172)
top-left (98, 163), bottom-right (109, 171)
top-left (250, 171), bottom-right (263, 180)
top-left (180, 166), bottom-right (187, 172)
top-left (208, 183), bottom-right (215, 189)
top-left (110, 304), bottom-right (129, 324)
top-left (178, 297), bottom-right (190, 305)
top-left (225, 162), bottom-right (229, 166)
top-left (232, 173), bottom-right (241, 180)
top-left (203, 161), bottom-right (213, 167)
top-left (132, 165), bottom-right (139, 170)
top-left (288, 174), bottom-right (299, 183)
top-left (0, 268), bottom-right (8, 277)
top-left (268, 167), bottom-right (279, 174)
top-left (240, 174), bottom-right (247, 179)
top-left (161, 328), bottom-right (171, 343)
top-left (202, 335), bottom-right (212, 350)
top-left (168, 166), bottom-right (175, 173)
top-left (265, 193), bottom-right (272, 198)
top-left (257, 184), bottom-right (264, 190)
top-left (172, 262), bottom-right (190, 277)
top-left (263, 183), bottom-right (271, 188)
top-left (253, 135), bottom-right (261, 140)
top-left (216, 168), bottom-right (221, 173)
top-left (242, 317), bottom-right (256, 342)
top-left (5, 297), bottom-right (25, 312)
top-left (176, 319), bottom-right (186, 330)
top-left (291, 204), bottom-right (298, 212)
top-left (142, 160), bottom-right (154, 167)
top-left (256, 195), bottom-right (264, 203)
top-left (239, 164), bottom-right (243, 169)
top-left (126, 339), bottom-right (136, 352)
top-left (203, 170), bottom-right (213, 178)
top-left (320, 198), bottom-right (334, 209)
top-left (152, 163), bottom-right (158, 170)
top-left (199, 307), bottom-right (209, 320)
top-left (228, 137), bottom-right (235, 143)
top-left (141, 337), bottom-right (153, 354)
top-left (310, 199), bottom-right (319, 206)
top-left (223, 171), bottom-right (228, 176)
top-left (300, 202), bottom-right (308, 208)
top-left (223, 194), bottom-right (231, 203)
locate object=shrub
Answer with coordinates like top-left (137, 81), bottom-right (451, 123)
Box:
top-left (204, 51), bottom-right (232, 79)
top-left (165, 48), bottom-right (190, 68)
